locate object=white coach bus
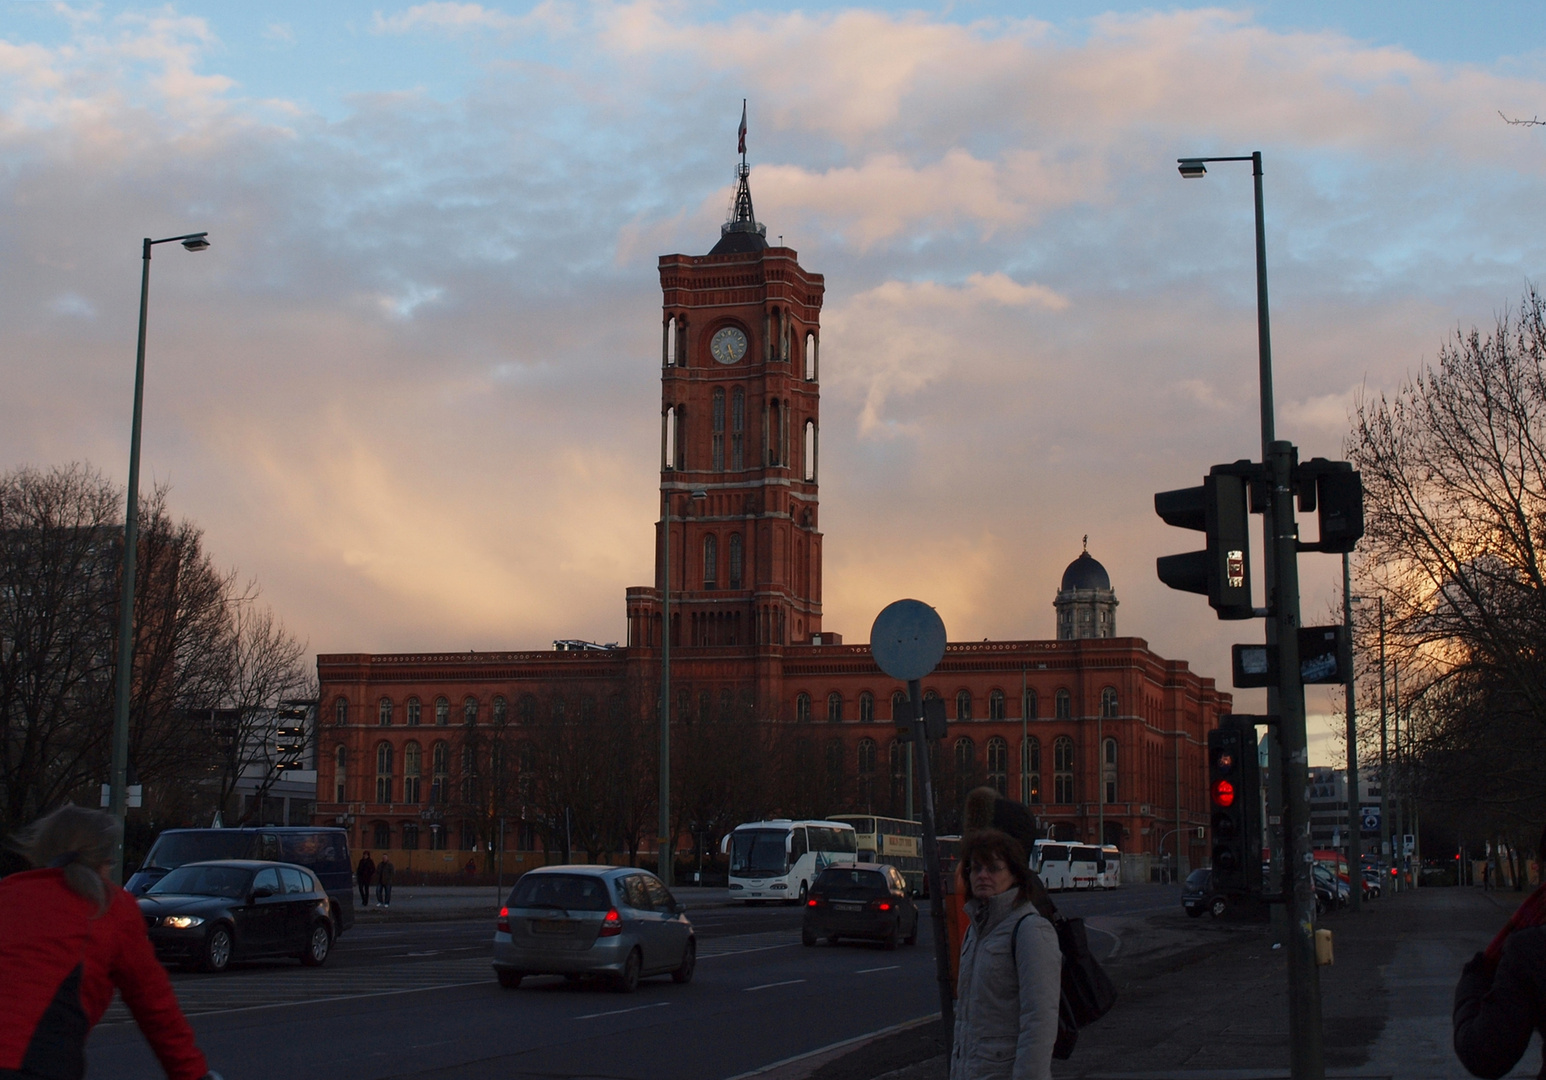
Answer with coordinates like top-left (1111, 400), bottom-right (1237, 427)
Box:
top-left (1031, 839), bottom-right (1105, 891)
top-left (723, 819), bottom-right (858, 904)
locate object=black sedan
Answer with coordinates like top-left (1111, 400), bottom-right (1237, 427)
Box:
top-left (136, 860), bottom-right (333, 972)
top-left (802, 863), bottom-right (919, 949)
top-left (1181, 867), bottom-right (1228, 918)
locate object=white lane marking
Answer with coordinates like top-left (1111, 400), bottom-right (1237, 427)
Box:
top-left (574, 1001), bottom-right (672, 1020)
top-left (112, 979), bottom-right (494, 1020)
top-left (744, 979), bottom-right (805, 992)
top-left (854, 965), bottom-right (900, 974)
top-left (404, 951), bottom-right (442, 956)
top-left (699, 943), bottom-right (795, 958)
top-left (720, 1013), bottom-right (940, 1080)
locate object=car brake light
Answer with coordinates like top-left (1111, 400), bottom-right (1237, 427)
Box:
top-left (806, 897), bottom-right (819, 907)
top-left (599, 908), bottom-right (622, 937)
top-left (871, 900), bottom-right (891, 911)
top-left (497, 906), bottom-right (511, 934)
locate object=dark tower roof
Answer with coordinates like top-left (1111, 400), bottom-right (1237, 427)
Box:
top-left (709, 161), bottom-right (768, 255)
top-left (1060, 550), bottom-right (1111, 592)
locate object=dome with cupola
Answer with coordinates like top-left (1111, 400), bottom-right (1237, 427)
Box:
top-left (1054, 538), bottom-right (1118, 640)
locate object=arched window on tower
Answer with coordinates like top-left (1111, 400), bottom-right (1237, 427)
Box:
top-left (1054, 736), bottom-right (1075, 804)
top-left (663, 405), bottom-right (684, 471)
top-left (803, 420), bottom-right (817, 482)
top-left (986, 736), bottom-right (1008, 795)
top-left (663, 315), bottom-right (676, 366)
top-left (334, 697), bottom-right (348, 726)
top-left (1055, 689), bottom-right (1072, 719)
top-left (1102, 738), bottom-right (1118, 804)
top-left (1101, 686), bottom-right (1119, 719)
top-left (1021, 737), bottom-right (1041, 804)
top-left (728, 533), bottom-right (743, 589)
top-left (712, 388), bottom-right (726, 472)
top-left (804, 332), bottom-right (818, 381)
top-left (334, 745), bottom-right (347, 803)
top-left (704, 534), bottom-right (718, 589)
top-left (766, 400), bottom-right (781, 466)
top-left (731, 388), bottom-right (745, 470)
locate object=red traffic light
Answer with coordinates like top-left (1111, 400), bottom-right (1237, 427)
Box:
top-left (1211, 779), bottom-right (1236, 807)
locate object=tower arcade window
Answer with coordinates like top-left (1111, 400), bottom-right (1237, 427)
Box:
top-left (1053, 736), bottom-right (1075, 804)
top-left (663, 405), bottom-right (684, 471)
top-left (804, 332), bottom-right (817, 381)
top-left (334, 698), bottom-right (348, 726)
top-left (712, 388), bottom-right (726, 472)
top-left (728, 533), bottom-right (743, 589)
top-left (663, 313), bottom-right (686, 367)
top-left (767, 400), bottom-right (782, 466)
top-left (1101, 687), bottom-right (1119, 719)
top-left (803, 420), bottom-right (817, 482)
top-left (704, 534), bottom-right (718, 588)
top-left (731, 387), bottom-right (745, 470)
top-left (334, 745), bottom-right (347, 803)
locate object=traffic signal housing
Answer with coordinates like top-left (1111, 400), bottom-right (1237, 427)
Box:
top-left (1155, 469), bottom-right (1254, 620)
top-left (1208, 718), bottom-right (1262, 894)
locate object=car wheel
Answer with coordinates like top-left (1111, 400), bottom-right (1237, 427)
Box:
top-left (1208, 896), bottom-right (1227, 919)
top-left (497, 968), bottom-right (523, 989)
top-left (672, 940), bottom-right (696, 984)
top-left (801, 925), bottom-right (816, 947)
top-left (202, 925), bottom-right (233, 973)
top-left (300, 922), bottom-right (331, 967)
top-left (614, 949), bottom-right (642, 993)
top-left (797, 882), bottom-right (808, 906)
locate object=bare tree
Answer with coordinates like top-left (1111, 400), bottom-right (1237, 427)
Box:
top-left (1348, 287), bottom-right (1546, 831)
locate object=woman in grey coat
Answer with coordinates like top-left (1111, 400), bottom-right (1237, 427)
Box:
top-left (951, 828), bottom-right (1063, 1080)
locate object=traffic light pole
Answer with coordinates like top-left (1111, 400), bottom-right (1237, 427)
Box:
top-left (1268, 440), bottom-right (1325, 1079)
top-left (909, 678), bottom-right (955, 1057)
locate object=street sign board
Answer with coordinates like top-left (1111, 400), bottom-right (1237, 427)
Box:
top-left (870, 600), bottom-right (947, 681)
top-left (1361, 807), bottom-right (1380, 832)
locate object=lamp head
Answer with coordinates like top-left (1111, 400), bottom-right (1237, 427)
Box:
top-left (181, 234), bottom-right (210, 252)
top-left (1177, 160), bottom-right (1207, 179)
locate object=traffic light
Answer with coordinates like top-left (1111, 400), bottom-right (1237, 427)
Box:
top-left (1295, 458), bottom-right (1365, 554)
top-left (1207, 718), bottom-right (1262, 894)
top-left (274, 724), bottom-right (306, 771)
top-left (1155, 468), bottom-right (1254, 620)
top-left (894, 696), bottom-right (947, 741)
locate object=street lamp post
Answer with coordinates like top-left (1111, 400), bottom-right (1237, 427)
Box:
top-left (659, 486), bottom-right (706, 887)
top-left (1177, 153), bottom-right (1323, 1080)
top-left (110, 231), bottom-right (209, 882)
top-left (1342, 556), bottom-right (1360, 912)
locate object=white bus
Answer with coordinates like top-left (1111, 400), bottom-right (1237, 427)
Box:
top-left (1098, 845), bottom-right (1121, 889)
top-left (1031, 839), bottom-right (1104, 891)
top-left (723, 820), bottom-right (858, 904)
top-left (827, 815), bottom-right (925, 894)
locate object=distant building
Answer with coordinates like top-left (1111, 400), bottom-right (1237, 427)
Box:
top-left (314, 150), bottom-right (1232, 873)
top-left (1307, 765), bottom-right (1382, 851)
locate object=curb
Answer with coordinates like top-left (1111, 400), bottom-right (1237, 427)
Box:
top-left (722, 1015), bottom-right (940, 1080)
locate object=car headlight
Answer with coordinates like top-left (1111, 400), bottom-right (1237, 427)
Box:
top-left (162, 915), bottom-right (205, 929)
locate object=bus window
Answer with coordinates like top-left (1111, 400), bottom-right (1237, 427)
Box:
top-left (791, 828), bottom-right (808, 861)
top-left (806, 826), bottom-right (857, 856)
top-left (730, 829), bottom-right (790, 875)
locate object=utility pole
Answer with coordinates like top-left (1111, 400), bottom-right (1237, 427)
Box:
top-left (1342, 553), bottom-right (1361, 912)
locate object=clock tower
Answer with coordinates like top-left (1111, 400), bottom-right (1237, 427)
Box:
top-left (626, 158), bottom-right (826, 655)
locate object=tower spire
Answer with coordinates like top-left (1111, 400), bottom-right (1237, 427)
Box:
top-left (710, 99), bottom-right (767, 255)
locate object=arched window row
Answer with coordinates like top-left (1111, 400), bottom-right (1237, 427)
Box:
top-left (663, 313), bottom-right (688, 367)
top-left (662, 404), bottom-right (685, 471)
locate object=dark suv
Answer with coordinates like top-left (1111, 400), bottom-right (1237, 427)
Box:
top-left (803, 863), bottom-right (919, 949)
top-left (1182, 867), bottom-right (1228, 918)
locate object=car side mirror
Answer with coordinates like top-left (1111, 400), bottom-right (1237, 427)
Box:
top-left (250, 887), bottom-right (275, 902)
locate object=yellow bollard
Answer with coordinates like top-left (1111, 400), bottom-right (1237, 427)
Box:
top-left (1315, 928), bottom-right (1334, 966)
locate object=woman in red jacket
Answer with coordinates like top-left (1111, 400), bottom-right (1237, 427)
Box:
top-left (0, 805), bottom-right (219, 1080)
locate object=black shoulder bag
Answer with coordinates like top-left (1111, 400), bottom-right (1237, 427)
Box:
top-left (1010, 890), bottom-right (1118, 1060)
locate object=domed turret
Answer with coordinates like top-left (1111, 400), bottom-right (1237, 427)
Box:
top-left (1055, 538), bottom-right (1118, 640)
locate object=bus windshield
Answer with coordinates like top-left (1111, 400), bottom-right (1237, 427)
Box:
top-left (730, 830), bottom-right (790, 875)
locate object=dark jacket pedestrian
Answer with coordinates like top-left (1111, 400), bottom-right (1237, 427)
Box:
top-left (0, 805), bottom-right (214, 1080)
top-left (1454, 824), bottom-right (1546, 1079)
top-left (356, 852), bottom-right (375, 906)
top-left (950, 828), bottom-right (1062, 1080)
top-left (375, 856), bottom-right (394, 907)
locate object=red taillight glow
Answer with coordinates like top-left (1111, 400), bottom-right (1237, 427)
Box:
top-left (874, 901), bottom-right (891, 911)
top-left (1211, 779), bottom-right (1236, 807)
top-left (497, 906), bottom-right (511, 934)
top-left (807, 898), bottom-right (818, 907)
top-left (598, 908), bottom-right (622, 937)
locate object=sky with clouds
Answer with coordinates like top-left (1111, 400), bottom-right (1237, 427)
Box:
top-left (5, 1), bottom-right (1546, 764)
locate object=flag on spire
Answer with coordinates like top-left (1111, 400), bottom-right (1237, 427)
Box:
top-left (737, 100), bottom-right (747, 156)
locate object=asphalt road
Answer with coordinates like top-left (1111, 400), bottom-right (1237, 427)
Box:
top-left (91, 886), bottom-right (1163, 1080)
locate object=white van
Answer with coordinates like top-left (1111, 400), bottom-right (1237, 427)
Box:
top-left (1031, 839), bottom-right (1103, 891)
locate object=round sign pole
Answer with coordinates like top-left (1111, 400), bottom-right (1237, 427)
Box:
top-left (870, 600), bottom-right (953, 1055)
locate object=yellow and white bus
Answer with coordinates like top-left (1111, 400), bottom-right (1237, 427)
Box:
top-left (827, 815), bottom-right (927, 894)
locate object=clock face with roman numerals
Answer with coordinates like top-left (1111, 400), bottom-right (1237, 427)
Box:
top-left (710, 326), bottom-right (749, 365)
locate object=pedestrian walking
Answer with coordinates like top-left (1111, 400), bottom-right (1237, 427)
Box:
top-left (356, 851), bottom-right (375, 907)
top-left (0, 804), bottom-right (222, 1080)
top-left (950, 827), bottom-right (1062, 1080)
top-left (1453, 824), bottom-right (1546, 1079)
top-left (376, 854), bottom-right (394, 908)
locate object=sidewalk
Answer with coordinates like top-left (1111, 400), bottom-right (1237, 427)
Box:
top-left (351, 883), bottom-right (739, 922)
top-left (792, 886), bottom-right (1541, 1080)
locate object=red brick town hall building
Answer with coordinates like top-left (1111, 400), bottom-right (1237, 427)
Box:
top-left (315, 159), bottom-right (1230, 876)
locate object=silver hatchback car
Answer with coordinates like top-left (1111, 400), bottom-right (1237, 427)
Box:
top-left (492, 865), bottom-right (696, 992)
